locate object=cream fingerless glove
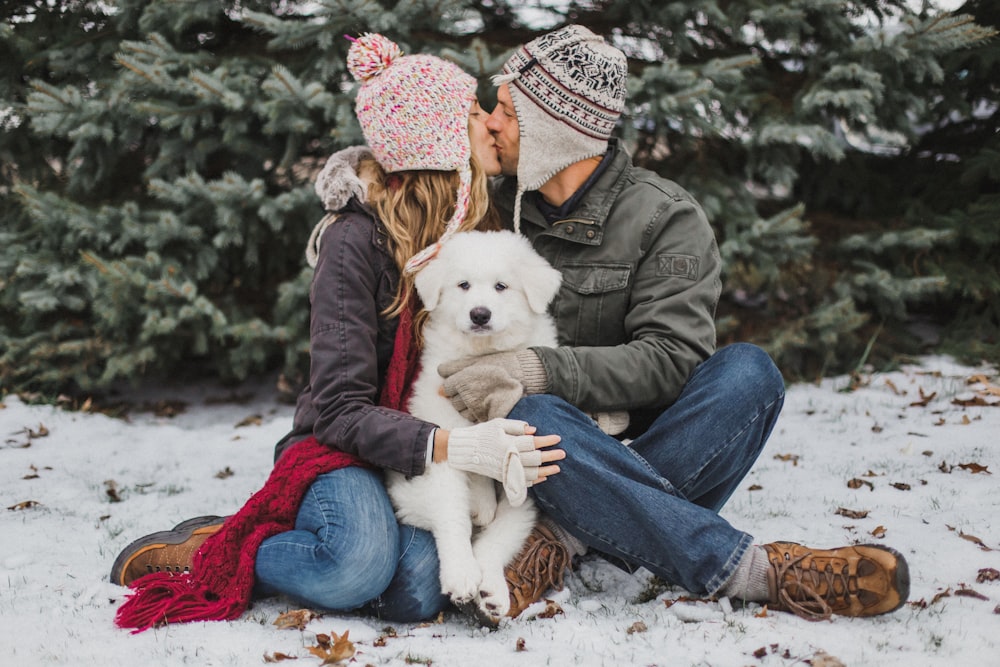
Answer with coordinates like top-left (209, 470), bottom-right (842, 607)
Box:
top-left (446, 419), bottom-right (543, 506)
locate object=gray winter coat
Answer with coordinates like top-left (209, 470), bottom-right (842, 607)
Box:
top-left (494, 140), bottom-right (722, 426)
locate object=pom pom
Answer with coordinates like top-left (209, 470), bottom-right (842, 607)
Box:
top-left (346, 33), bottom-right (403, 83)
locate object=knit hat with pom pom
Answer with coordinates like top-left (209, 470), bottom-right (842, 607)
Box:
top-left (346, 33), bottom-right (477, 273)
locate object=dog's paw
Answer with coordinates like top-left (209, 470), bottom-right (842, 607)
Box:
top-left (475, 568), bottom-right (511, 620)
top-left (440, 564), bottom-right (482, 606)
top-left (454, 598), bottom-right (500, 629)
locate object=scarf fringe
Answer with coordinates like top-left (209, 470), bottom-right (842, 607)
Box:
top-left (115, 573), bottom-right (243, 633)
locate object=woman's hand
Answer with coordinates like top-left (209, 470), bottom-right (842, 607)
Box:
top-left (434, 419), bottom-right (564, 505)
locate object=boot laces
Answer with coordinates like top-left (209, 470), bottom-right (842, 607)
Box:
top-left (774, 550), bottom-right (854, 621)
top-left (518, 539), bottom-right (569, 590)
top-left (508, 531), bottom-right (570, 592)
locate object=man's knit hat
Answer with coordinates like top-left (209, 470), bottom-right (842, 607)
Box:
top-left (346, 33), bottom-right (476, 273)
top-left (493, 25), bottom-right (628, 228)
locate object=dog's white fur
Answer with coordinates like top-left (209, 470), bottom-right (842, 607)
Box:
top-left (385, 230), bottom-right (562, 622)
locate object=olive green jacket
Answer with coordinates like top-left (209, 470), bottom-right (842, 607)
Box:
top-left (494, 141), bottom-right (721, 420)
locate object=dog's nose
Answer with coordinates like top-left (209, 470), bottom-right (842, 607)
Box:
top-left (469, 307), bottom-right (491, 326)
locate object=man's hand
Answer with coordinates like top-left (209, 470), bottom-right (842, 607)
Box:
top-left (444, 419), bottom-right (564, 505)
top-left (439, 350), bottom-right (548, 423)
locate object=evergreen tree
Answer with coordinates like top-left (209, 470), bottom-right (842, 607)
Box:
top-left (1, 1), bottom-right (994, 396)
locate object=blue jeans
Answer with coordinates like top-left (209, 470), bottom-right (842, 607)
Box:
top-left (509, 343), bottom-right (784, 595)
top-left (254, 466), bottom-right (447, 621)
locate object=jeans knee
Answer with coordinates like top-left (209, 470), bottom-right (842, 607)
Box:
top-left (310, 538), bottom-right (398, 610)
top-left (371, 527), bottom-right (448, 622)
top-left (377, 588), bottom-right (448, 623)
top-left (719, 343), bottom-right (784, 400)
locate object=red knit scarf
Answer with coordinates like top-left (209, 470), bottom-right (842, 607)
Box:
top-left (115, 303), bottom-right (421, 632)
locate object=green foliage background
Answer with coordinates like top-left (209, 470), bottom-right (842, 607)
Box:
top-left (1, 0), bottom-right (996, 397)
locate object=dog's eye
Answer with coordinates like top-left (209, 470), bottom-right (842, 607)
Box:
top-left (494, 282), bottom-right (508, 292)
top-left (458, 281), bottom-right (470, 291)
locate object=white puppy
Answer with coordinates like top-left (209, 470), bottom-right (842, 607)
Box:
top-left (385, 230), bottom-right (562, 624)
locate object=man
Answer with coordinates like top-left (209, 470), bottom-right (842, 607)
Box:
top-left (438, 25), bottom-right (910, 621)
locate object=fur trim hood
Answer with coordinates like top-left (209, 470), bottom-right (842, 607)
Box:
top-left (306, 146), bottom-right (377, 268)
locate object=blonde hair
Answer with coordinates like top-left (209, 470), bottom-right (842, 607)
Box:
top-left (366, 154), bottom-right (500, 328)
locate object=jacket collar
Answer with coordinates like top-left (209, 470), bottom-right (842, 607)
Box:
top-left (515, 139), bottom-right (632, 246)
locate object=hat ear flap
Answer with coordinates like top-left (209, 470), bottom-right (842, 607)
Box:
top-left (413, 258), bottom-right (446, 311)
top-left (521, 255), bottom-right (562, 315)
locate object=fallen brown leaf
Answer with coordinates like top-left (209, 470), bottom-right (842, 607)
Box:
top-left (515, 637), bottom-right (527, 652)
top-left (960, 532), bottom-right (992, 551)
top-left (373, 626), bottom-right (399, 647)
top-left (958, 462), bottom-right (991, 474)
top-left (891, 482), bottom-right (911, 491)
top-left (7, 500), bottom-right (41, 511)
top-left (952, 396), bottom-right (998, 408)
top-left (235, 414), bottom-right (263, 428)
top-left (307, 630), bottom-right (355, 664)
top-left (847, 478), bottom-right (874, 491)
top-left (273, 609), bottom-right (321, 631)
top-left (536, 599), bottom-right (564, 619)
top-left (626, 621), bottom-right (648, 634)
top-left (910, 388), bottom-right (937, 407)
top-left (104, 480), bottom-right (122, 503)
top-left (263, 652), bottom-right (298, 662)
top-left (977, 568), bottom-right (1000, 583)
top-left (931, 588), bottom-right (951, 605)
top-left (870, 525), bottom-right (887, 538)
top-left (774, 453), bottom-right (799, 466)
top-left (955, 586), bottom-right (989, 601)
top-left (836, 507), bottom-right (869, 519)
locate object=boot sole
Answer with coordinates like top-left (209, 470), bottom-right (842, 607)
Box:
top-left (109, 520), bottom-right (224, 586)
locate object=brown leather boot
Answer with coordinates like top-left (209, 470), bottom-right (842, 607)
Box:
top-left (504, 524), bottom-right (571, 617)
top-left (763, 542), bottom-right (909, 620)
top-left (109, 516), bottom-right (226, 586)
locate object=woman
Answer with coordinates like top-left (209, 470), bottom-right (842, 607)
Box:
top-left (112, 33), bottom-right (563, 632)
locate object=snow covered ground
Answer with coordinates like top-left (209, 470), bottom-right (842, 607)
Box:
top-left (2, 356), bottom-right (998, 666)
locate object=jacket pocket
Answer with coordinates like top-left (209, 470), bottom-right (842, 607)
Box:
top-left (555, 263), bottom-right (632, 346)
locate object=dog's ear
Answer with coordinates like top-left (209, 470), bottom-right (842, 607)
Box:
top-left (520, 253), bottom-right (563, 314)
top-left (413, 256), bottom-right (446, 311)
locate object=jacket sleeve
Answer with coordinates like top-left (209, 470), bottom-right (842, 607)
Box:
top-left (307, 215), bottom-right (433, 477)
top-left (536, 196), bottom-right (721, 412)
